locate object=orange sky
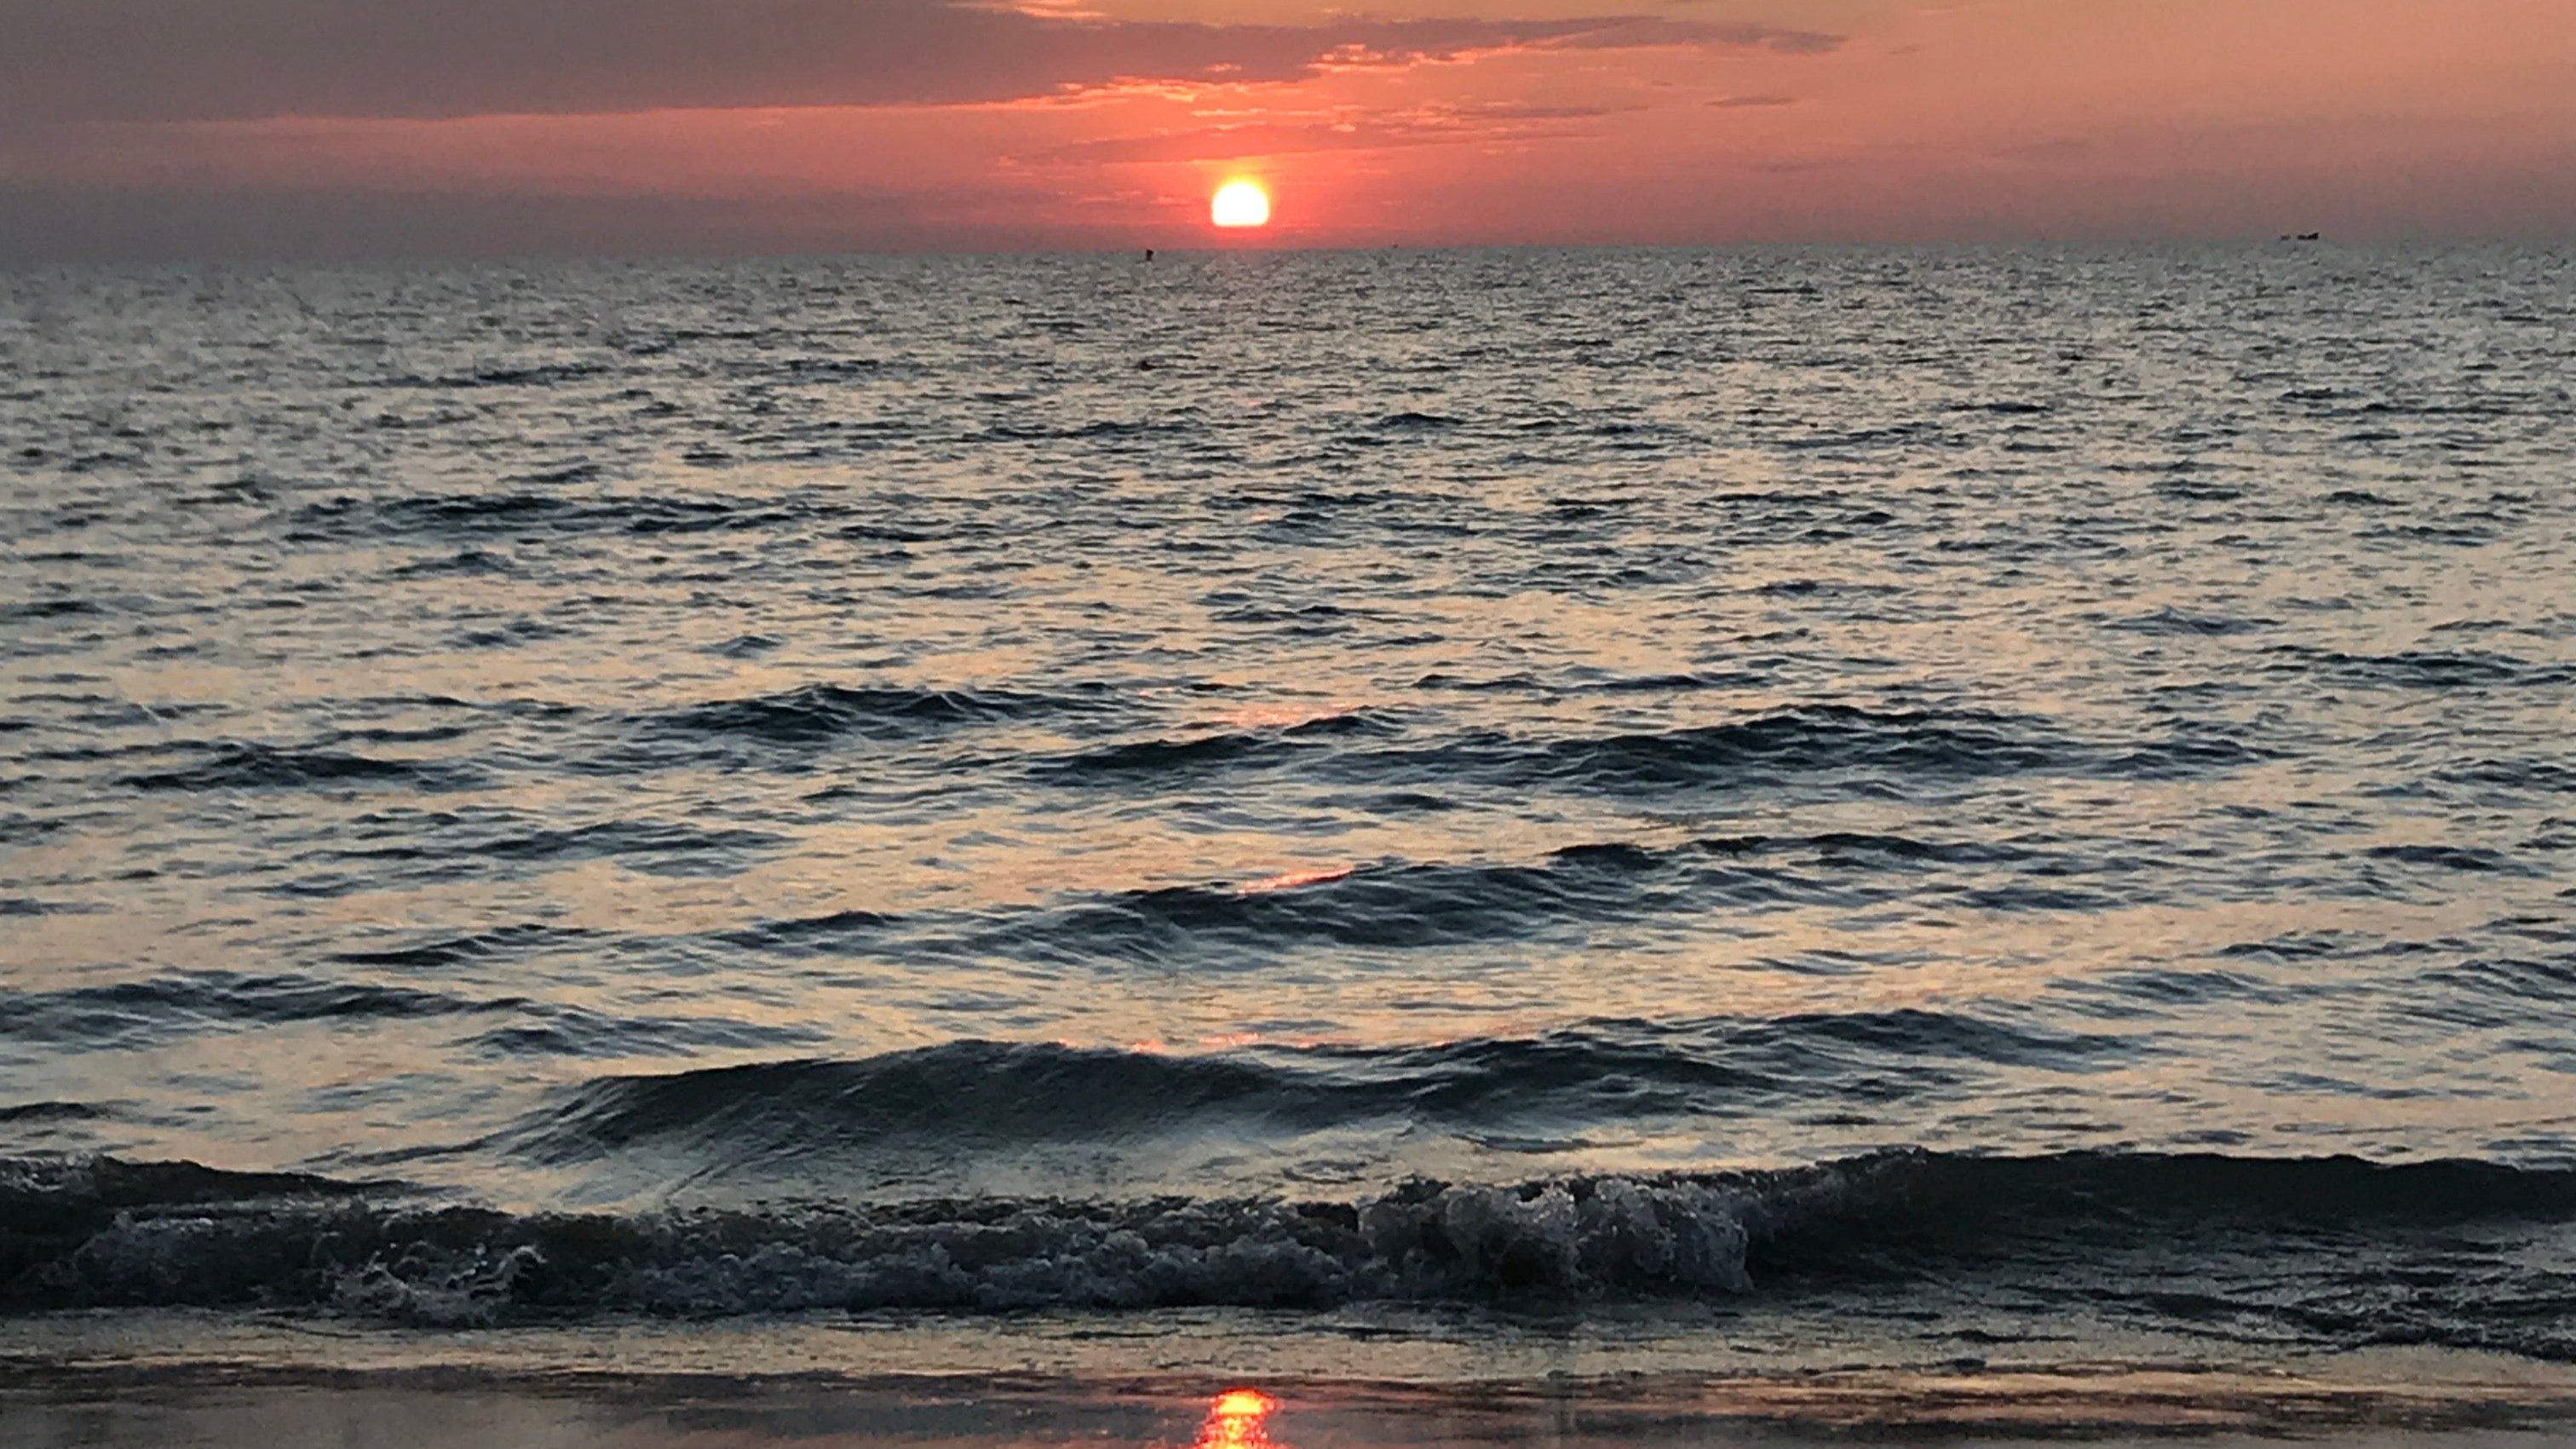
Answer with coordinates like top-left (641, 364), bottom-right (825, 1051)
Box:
top-left (2, 0), bottom-right (2570, 257)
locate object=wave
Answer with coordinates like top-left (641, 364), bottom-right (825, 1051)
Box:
top-left (2266, 646), bottom-right (2570, 691)
top-left (2108, 607), bottom-right (2274, 637)
top-left (1038, 710), bottom-right (1399, 779)
top-left (459, 819), bottom-right (781, 869)
top-left (1037, 705), bottom-right (2268, 791)
top-left (457, 1010), bottom-right (827, 1062)
top-left (3, 1152), bottom-right (2569, 1352)
top-left (0, 1101), bottom-right (109, 1124)
top-left (384, 361), bottom-right (614, 390)
top-left (713, 828), bottom-right (2173, 971)
top-left (1536, 708), bottom-right (2057, 785)
top-left (1102, 823), bottom-right (2206, 958)
top-left (122, 742), bottom-right (469, 793)
top-left (0, 597), bottom-right (104, 622)
top-left (308, 813), bottom-right (787, 882)
top-left (2364, 842), bottom-right (2527, 874)
top-left (2153, 478), bottom-right (2246, 503)
top-left (641, 681), bottom-right (1103, 749)
top-left (0, 971), bottom-right (520, 1048)
top-left (961, 416), bottom-right (1200, 444)
top-left (1372, 411), bottom-right (1463, 431)
top-left (330, 923), bottom-right (595, 971)
top-left (955, 840), bottom-right (2034, 959)
top-left (0, 971), bottom-right (809, 1059)
top-left (289, 490), bottom-right (844, 543)
top-left (498, 1021), bottom-right (2139, 1168)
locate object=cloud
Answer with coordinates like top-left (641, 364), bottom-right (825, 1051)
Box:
top-left (1038, 102), bottom-right (1633, 164)
top-left (0, 178), bottom-right (1086, 261)
top-left (1708, 93), bottom-right (1799, 108)
top-left (0, 0), bottom-right (1842, 128)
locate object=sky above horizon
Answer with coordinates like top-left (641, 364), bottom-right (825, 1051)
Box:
top-left (2, 0), bottom-right (2572, 260)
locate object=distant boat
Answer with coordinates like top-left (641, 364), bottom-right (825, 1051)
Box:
top-left (2279, 232), bottom-right (2322, 242)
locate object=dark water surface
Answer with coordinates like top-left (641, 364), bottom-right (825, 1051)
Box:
top-left (3, 247), bottom-right (2573, 1384)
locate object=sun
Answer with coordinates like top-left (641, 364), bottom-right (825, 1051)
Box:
top-left (1210, 180), bottom-right (1271, 229)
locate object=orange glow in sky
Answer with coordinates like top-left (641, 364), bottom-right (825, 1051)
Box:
top-left (1, 0), bottom-right (2571, 257)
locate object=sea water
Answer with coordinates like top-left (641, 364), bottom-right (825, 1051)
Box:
top-left (3, 246), bottom-right (2573, 1429)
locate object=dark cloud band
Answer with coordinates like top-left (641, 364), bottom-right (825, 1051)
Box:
top-left (0, 0), bottom-right (1841, 126)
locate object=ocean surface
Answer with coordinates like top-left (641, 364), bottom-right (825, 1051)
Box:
top-left (3, 246), bottom-right (2573, 1416)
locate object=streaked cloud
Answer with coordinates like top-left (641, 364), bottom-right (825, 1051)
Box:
top-left (1038, 102), bottom-right (1633, 164)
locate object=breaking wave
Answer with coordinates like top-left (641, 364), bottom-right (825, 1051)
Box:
top-left (3, 1152), bottom-right (2570, 1356)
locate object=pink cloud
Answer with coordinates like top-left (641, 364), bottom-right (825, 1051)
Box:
top-left (1037, 102), bottom-right (1635, 164)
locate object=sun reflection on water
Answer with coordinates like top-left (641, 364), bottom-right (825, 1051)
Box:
top-left (1193, 1389), bottom-right (1281, 1449)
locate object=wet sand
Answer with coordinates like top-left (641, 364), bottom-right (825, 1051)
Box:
top-left (12, 1365), bottom-right (2576, 1449)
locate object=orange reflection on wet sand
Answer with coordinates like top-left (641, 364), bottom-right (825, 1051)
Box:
top-left (1195, 1389), bottom-right (1280, 1449)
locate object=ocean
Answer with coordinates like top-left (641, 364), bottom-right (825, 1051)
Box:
top-left (3, 245), bottom-right (2573, 1442)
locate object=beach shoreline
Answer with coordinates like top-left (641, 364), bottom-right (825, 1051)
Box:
top-left (11, 1323), bottom-right (2576, 1447)
top-left (12, 1371), bottom-right (2575, 1447)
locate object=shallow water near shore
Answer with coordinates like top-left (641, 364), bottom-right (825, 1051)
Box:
top-left (10, 1351), bottom-right (2576, 1448)
top-left (3, 245), bottom-right (2573, 1424)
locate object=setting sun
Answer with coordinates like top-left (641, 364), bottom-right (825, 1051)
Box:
top-left (1210, 181), bottom-right (1271, 229)
top-left (1194, 1389), bottom-right (1279, 1449)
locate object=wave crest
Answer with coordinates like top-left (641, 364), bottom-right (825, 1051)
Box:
top-left (5, 1151), bottom-right (2572, 1336)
